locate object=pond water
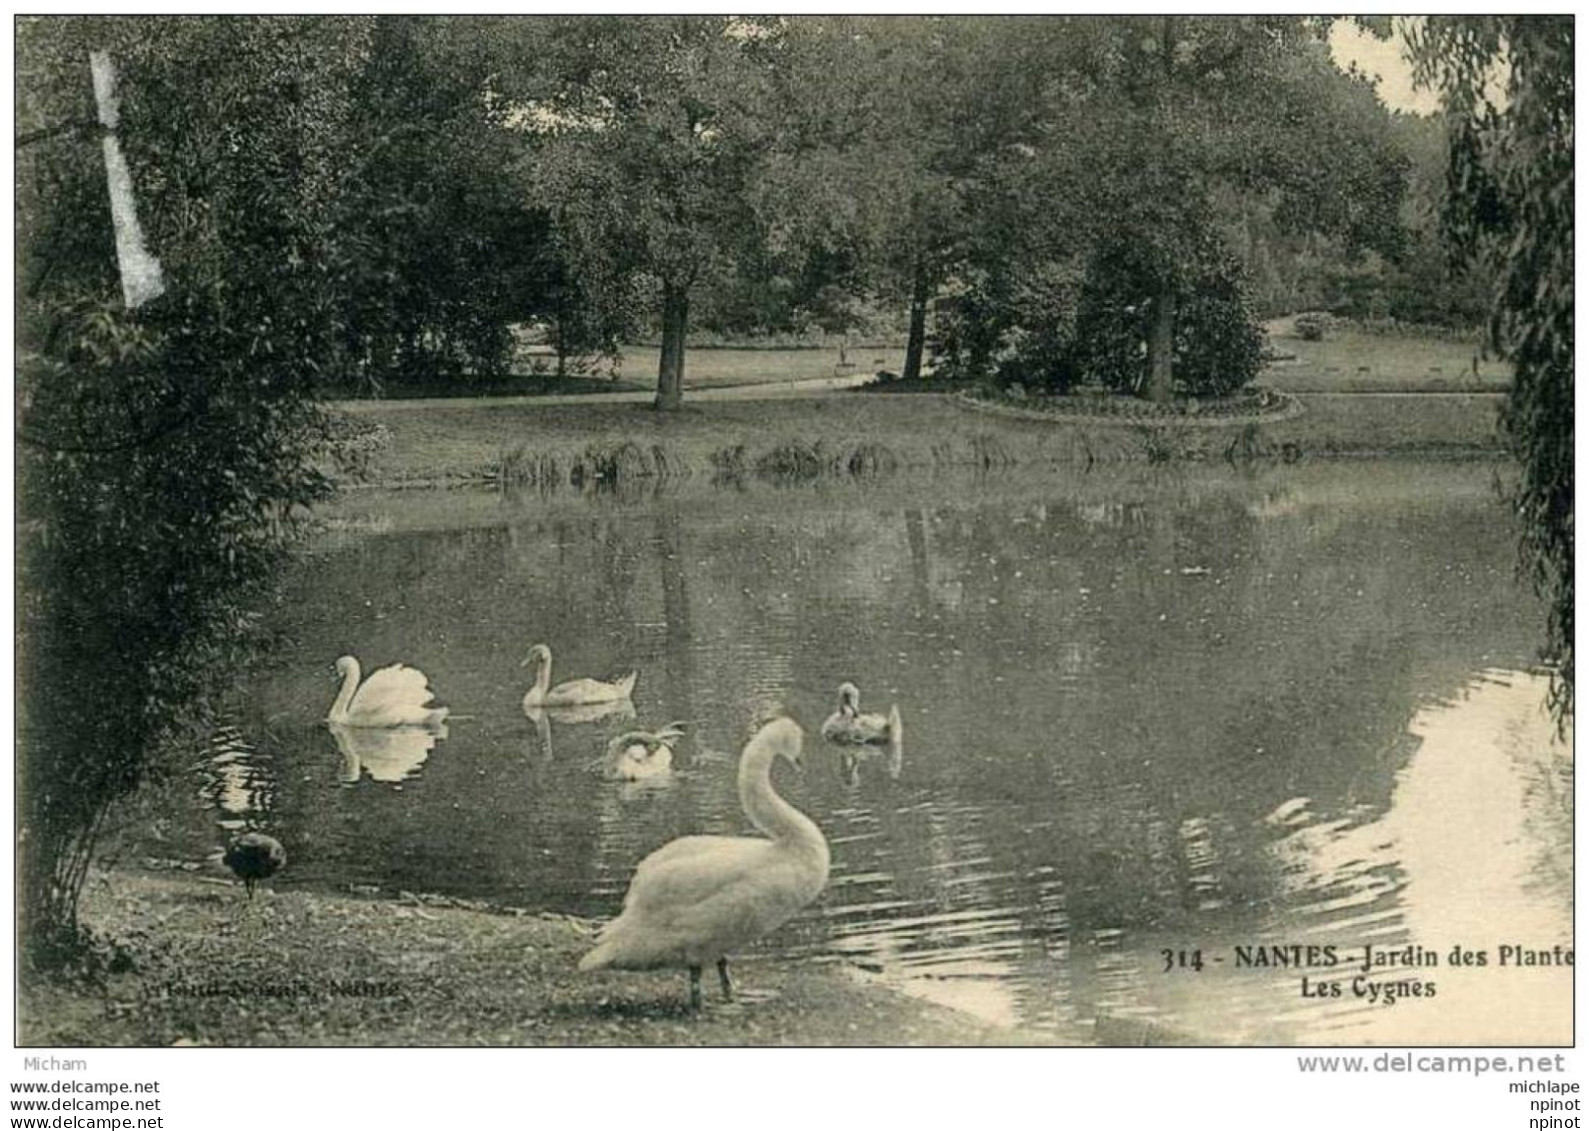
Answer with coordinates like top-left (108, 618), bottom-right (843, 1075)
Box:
top-left (166, 461), bottom-right (1572, 1044)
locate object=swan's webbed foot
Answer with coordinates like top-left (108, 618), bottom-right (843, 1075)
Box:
top-left (717, 957), bottom-right (734, 1002)
top-left (688, 965), bottom-right (703, 1011)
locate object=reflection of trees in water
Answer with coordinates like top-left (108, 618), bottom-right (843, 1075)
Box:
top-left (904, 507), bottom-right (931, 610)
top-left (654, 508), bottom-right (696, 749)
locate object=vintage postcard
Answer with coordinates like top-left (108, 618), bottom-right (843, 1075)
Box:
top-left (14, 13), bottom-right (1572, 1059)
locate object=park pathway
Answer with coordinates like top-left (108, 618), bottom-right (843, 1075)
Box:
top-left (335, 371), bottom-right (875, 414)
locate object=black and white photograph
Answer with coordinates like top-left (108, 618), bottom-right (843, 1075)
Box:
top-left (13, 9), bottom-right (1573, 1075)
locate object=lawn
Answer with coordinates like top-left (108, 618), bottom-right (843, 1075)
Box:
top-left (1261, 317), bottom-right (1512, 393)
top-left (344, 325), bottom-right (1501, 401)
top-left (525, 343), bottom-right (908, 389)
top-left (334, 387), bottom-right (1504, 489)
top-left (328, 344), bottom-right (908, 401)
top-left (541, 326), bottom-right (1505, 397)
top-left (344, 395), bottom-right (1050, 485)
top-left (338, 373), bottom-right (651, 400)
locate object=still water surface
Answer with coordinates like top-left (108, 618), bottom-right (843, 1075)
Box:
top-left (177, 462), bottom-right (1571, 1043)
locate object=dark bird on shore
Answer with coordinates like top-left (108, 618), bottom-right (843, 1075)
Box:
top-left (223, 833), bottom-right (286, 899)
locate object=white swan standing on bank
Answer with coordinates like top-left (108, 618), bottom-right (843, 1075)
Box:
top-left (821, 682), bottom-right (903, 759)
top-left (578, 717), bottom-right (830, 1009)
top-left (522, 643), bottom-right (637, 710)
top-left (326, 656), bottom-right (450, 728)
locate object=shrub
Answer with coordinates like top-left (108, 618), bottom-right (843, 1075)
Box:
top-left (1071, 243), bottom-right (1266, 397)
top-left (1172, 266), bottom-right (1266, 397)
top-left (1294, 311), bottom-right (1329, 340)
top-left (991, 259), bottom-right (1087, 394)
top-left (17, 16), bottom-right (370, 969)
top-left (942, 240), bottom-right (1264, 399)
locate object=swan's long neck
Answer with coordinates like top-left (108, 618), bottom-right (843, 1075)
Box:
top-left (739, 746), bottom-right (827, 865)
top-left (532, 649), bottom-right (552, 697)
top-left (329, 661), bottom-right (360, 721)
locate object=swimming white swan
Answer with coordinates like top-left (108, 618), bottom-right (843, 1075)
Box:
top-left (522, 643), bottom-right (637, 710)
top-left (578, 717), bottom-right (830, 1009)
top-left (326, 656), bottom-right (450, 728)
top-left (604, 723), bottom-right (687, 782)
top-left (820, 682), bottom-right (902, 758)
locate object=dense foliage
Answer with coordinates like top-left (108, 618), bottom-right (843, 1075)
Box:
top-left (926, 17), bottom-right (1409, 399)
top-left (1074, 245), bottom-right (1265, 398)
top-left (1408, 17), bottom-right (1575, 722)
top-left (332, 19), bottom-right (561, 390)
top-left (474, 16), bottom-right (825, 408)
top-left (16, 16), bottom-right (378, 965)
top-left (936, 241), bottom-right (1265, 398)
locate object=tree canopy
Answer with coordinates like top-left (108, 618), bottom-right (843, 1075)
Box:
top-left (477, 16), bottom-right (836, 407)
top-left (914, 17), bottom-right (1410, 398)
top-left (1407, 16), bottom-right (1574, 723)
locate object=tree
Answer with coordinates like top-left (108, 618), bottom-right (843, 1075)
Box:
top-left (333, 17), bottom-right (563, 392)
top-left (776, 17), bottom-right (1062, 382)
top-left (17, 16), bottom-right (374, 967)
top-left (978, 16), bottom-right (1408, 400)
top-left (487, 16), bottom-right (815, 410)
top-left (1407, 17), bottom-right (1574, 722)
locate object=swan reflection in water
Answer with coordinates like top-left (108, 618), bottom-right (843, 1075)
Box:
top-left (822, 682), bottom-right (904, 786)
top-left (837, 740), bottom-right (905, 786)
top-left (330, 721), bottom-right (448, 784)
top-left (526, 699), bottom-right (638, 763)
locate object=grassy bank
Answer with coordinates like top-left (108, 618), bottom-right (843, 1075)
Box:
top-left (336, 390), bottom-right (1506, 489)
top-left (19, 870), bottom-right (1022, 1047)
top-left (1262, 320), bottom-right (1511, 393)
top-left (583, 344), bottom-right (908, 389)
top-left (330, 345), bottom-right (907, 403)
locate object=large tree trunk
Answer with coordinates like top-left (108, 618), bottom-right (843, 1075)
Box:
top-left (1145, 284), bottom-right (1176, 403)
top-left (655, 280), bottom-right (688, 411)
top-left (902, 267), bottom-right (931, 381)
